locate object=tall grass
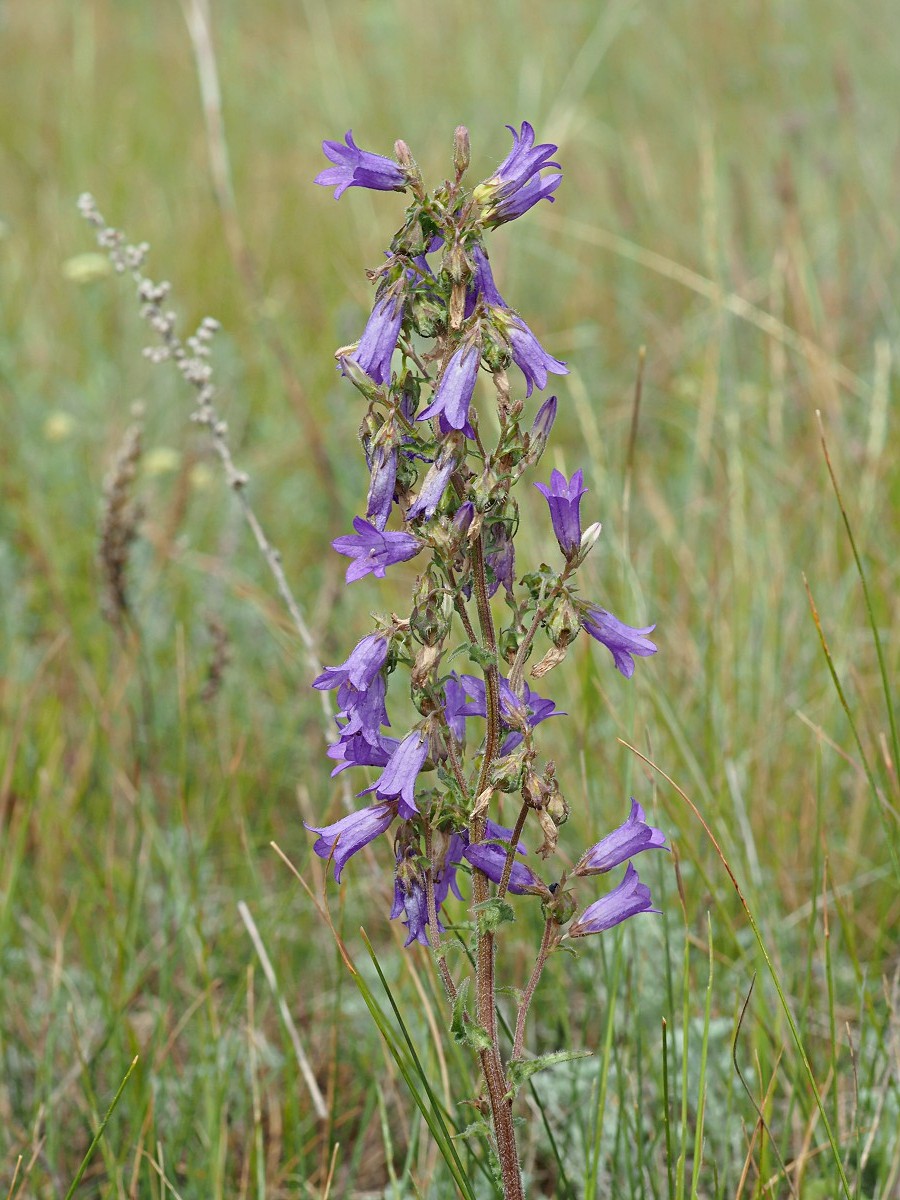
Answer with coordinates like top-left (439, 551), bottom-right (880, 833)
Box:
top-left (1, 1), bottom-right (897, 1195)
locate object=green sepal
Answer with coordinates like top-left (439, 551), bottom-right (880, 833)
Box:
top-left (473, 896), bottom-right (516, 935)
top-left (504, 1050), bottom-right (593, 1101)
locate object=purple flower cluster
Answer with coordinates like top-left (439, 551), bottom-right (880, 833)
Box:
top-left (307, 121), bottom-right (666, 955)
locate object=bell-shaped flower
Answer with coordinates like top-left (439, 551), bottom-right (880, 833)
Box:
top-left (506, 317), bottom-right (567, 397)
top-left (485, 522), bottom-right (515, 597)
top-left (315, 131), bottom-right (406, 199)
top-left (473, 122), bottom-right (562, 226)
top-left (333, 517), bottom-right (421, 583)
top-left (442, 673), bottom-right (471, 742)
top-left (345, 291), bottom-right (405, 386)
top-left (334, 673), bottom-right (390, 745)
top-left (326, 731), bottom-right (399, 777)
top-left (432, 831), bottom-right (468, 910)
top-left (463, 842), bottom-right (546, 896)
top-left (391, 872), bottom-right (435, 947)
top-left (313, 633), bottom-right (389, 693)
top-left (469, 246), bottom-right (567, 396)
top-left (528, 394), bottom-right (557, 452)
top-left (362, 730), bottom-right (429, 819)
top-left (581, 604), bottom-right (658, 678)
top-left (365, 444), bottom-right (398, 531)
top-left (574, 800), bottom-right (668, 876)
top-left (406, 447), bottom-right (457, 521)
top-left (456, 675), bottom-right (564, 751)
top-left (569, 863), bottom-right (659, 936)
top-left (417, 343), bottom-right (480, 431)
top-left (535, 468), bottom-right (587, 558)
top-left (305, 801), bottom-right (397, 882)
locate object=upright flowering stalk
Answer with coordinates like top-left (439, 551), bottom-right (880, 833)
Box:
top-left (311, 124), bottom-right (665, 1199)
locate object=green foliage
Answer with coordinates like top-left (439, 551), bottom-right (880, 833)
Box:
top-left (1, 0), bottom-right (898, 1196)
top-left (504, 1050), bottom-right (592, 1101)
top-left (450, 980), bottom-right (492, 1052)
top-left (473, 897), bottom-right (517, 935)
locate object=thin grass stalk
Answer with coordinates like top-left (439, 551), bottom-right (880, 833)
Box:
top-left (63, 1056), bottom-right (139, 1200)
top-left (621, 740), bottom-right (855, 1200)
top-left (815, 411), bottom-right (899, 792)
top-left (689, 915), bottom-right (714, 1200)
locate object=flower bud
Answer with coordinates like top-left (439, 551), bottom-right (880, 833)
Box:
top-left (542, 886), bottom-right (577, 928)
top-left (338, 352), bottom-right (381, 400)
top-left (546, 590), bottom-right (580, 649)
top-left (515, 395), bottom-right (557, 476)
top-left (444, 240), bottom-right (469, 285)
top-left (394, 139), bottom-right (413, 167)
top-left (410, 572), bottom-right (454, 646)
top-left (452, 501), bottom-right (475, 536)
top-left (571, 521), bottom-right (602, 567)
top-left (453, 126), bottom-right (471, 177)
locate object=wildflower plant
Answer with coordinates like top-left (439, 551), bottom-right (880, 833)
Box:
top-left (310, 122), bottom-right (667, 1197)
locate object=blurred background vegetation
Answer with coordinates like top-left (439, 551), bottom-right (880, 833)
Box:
top-left (1, 0), bottom-right (897, 1196)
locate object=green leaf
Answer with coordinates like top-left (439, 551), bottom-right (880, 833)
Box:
top-left (450, 979), bottom-right (469, 1043)
top-left (504, 1050), bottom-right (593, 1101)
top-left (450, 979), bottom-right (493, 1051)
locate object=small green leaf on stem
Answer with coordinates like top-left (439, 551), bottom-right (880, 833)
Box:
top-left (473, 896), bottom-right (516, 934)
top-left (504, 1050), bottom-right (592, 1101)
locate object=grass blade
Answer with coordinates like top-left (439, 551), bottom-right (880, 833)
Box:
top-left (64, 1056), bottom-right (139, 1200)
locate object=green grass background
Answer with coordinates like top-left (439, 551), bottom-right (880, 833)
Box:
top-left (1, 0), bottom-right (898, 1196)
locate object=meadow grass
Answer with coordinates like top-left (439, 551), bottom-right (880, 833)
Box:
top-left (1, 1), bottom-right (898, 1196)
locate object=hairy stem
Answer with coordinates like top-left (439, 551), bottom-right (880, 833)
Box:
top-left (512, 919), bottom-right (556, 1061)
top-left (507, 558), bottom-right (573, 699)
top-left (423, 822), bottom-right (458, 1002)
top-left (470, 534), bottom-right (523, 1199)
top-left (496, 800), bottom-right (530, 900)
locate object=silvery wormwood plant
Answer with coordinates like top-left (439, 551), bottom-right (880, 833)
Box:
top-left (308, 123), bottom-right (667, 1199)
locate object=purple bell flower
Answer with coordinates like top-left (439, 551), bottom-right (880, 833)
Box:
top-left (333, 517), bottom-right (421, 583)
top-left (347, 292), bottom-right (405, 386)
top-left (474, 122), bottom-right (562, 226)
top-left (305, 801), bottom-right (397, 882)
top-left (535, 469), bottom-right (587, 558)
top-left (433, 831), bottom-right (468, 909)
top-left (469, 247), bottom-right (567, 397)
top-left (362, 730), bottom-right (429, 819)
top-left (417, 343), bottom-right (480, 431)
top-left (463, 843), bottom-right (546, 895)
top-left (569, 863), bottom-right (659, 936)
top-left (456, 675), bottom-right (564, 741)
top-left (327, 731), bottom-right (399, 776)
top-left (365, 444), bottom-right (398, 531)
top-left (313, 633), bottom-right (389, 693)
top-left (443, 673), bottom-right (471, 742)
top-left (506, 318), bottom-right (568, 398)
top-left (391, 873), bottom-right (434, 947)
top-left (581, 605), bottom-right (658, 679)
top-left (406, 447), bottom-right (457, 521)
top-left (530, 395), bottom-right (557, 444)
top-left (574, 800), bottom-right (669, 876)
top-left (315, 131), bottom-right (406, 199)
top-left (334, 673), bottom-right (390, 744)
top-left (485, 523), bottom-right (515, 597)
